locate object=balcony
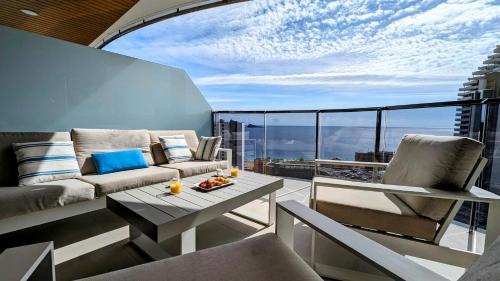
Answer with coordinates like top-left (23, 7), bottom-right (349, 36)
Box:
top-left (213, 98), bottom-right (500, 247)
top-left (2, 1), bottom-right (500, 280)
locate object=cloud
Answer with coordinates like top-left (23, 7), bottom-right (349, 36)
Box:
top-left (105, 0), bottom-right (500, 109)
top-left (196, 72), bottom-right (465, 88)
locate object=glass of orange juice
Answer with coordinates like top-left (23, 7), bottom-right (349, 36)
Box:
top-left (170, 178), bottom-right (182, 194)
top-left (230, 166), bottom-right (240, 177)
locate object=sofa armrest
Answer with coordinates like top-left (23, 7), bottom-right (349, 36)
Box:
top-left (217, 148), bottom-right (232, 167)
top-left (275, 200), bottom-right (448, 281)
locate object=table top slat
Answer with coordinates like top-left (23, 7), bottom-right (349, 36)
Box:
top-left (182, 186), bottom-right (226, 203)
top-left (109, 192), bottom-right (172, 225)
top-left (126, 188), bottom-right (187, 218)
top-left (148, 185), bottom-right (215, 208)
top-left (140, 186), bottom-right (204, 212)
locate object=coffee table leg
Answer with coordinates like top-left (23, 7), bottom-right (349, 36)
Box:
top-left (181, 227), bottom-right (196, 254)
top-left (268, 191), bottom-right (277, 226)
top-left (129, 226), bottom-right (170, 261)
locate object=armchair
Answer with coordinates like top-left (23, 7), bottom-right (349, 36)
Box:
top-left (310, 134), bottom-right (500, 271)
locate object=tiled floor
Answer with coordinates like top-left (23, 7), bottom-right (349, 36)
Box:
top-left (0, 177), bottom-right (483, 280)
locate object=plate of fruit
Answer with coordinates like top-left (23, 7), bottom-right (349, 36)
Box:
top-left (197, 176), bottom-right (233, 191)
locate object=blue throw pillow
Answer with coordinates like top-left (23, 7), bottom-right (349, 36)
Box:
top-left (92, 149), bottom-right (148, 175)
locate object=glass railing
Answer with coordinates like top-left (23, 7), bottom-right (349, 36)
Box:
top-left (213, 98), bottom-right (500, 231)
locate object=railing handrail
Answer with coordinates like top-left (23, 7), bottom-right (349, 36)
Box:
top-left (212, 98), bottom-right (500, 114)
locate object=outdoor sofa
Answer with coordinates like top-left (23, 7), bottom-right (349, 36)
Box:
top-left (0, 128), bottom-right (231, 235)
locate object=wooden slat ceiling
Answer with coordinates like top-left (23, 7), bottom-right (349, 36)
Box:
top-left (0, 0), bottom-right (139, 45)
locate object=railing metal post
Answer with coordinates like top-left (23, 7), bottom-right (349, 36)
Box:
top-left (263, 112), bottom-right (267, 174)
top-left (374, 109), bottom-right (382, 162)
top-left (211, 112), bottom-right (216, 137)
top-left (468, 101), bottom-right (491, 251)
top-left (315, 111), bottom-right (320, 160)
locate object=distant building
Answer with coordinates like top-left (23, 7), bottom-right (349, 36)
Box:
top-left (253, 158), bottom-right (267, 174)
top-left (218, 119), bottom-right (247, 169)
top-left (355, 151), bottom-right (394, 163)
top-left (265, 161), bottom-right (315, 179)
top-left (455, 45), bottom-right (500, 137)
top-left (454, 45), bottom-right (500, 228)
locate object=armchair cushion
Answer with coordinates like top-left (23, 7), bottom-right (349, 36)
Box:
top-left (314, 185), bottom-right (438, 240)
top-left (79, 233), bottom-right (322, 281)
top-left (458, 236), bottom-right (500, 281)
top-left (382, 134), bottom-right (483, 221)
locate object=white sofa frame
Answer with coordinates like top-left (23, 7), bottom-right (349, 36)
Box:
top-left (309, 158), bottom-right (500, 274)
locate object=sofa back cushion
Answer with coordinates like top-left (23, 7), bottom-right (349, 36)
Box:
top-left (149, 130), bottom-right (199, 165)
top-left (194, 136), bottom-right (222, 161)
top-left (71, 129), bottom-right (154, 175)
top-left (382, 134), bottom-right (483, 221)
top-left (0, 132), bottom-right (71, 186)
top-left (159, 135), bottom-right (193, 164)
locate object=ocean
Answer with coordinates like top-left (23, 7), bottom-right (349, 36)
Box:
top-left (239, 125), bottom-right (454, 161)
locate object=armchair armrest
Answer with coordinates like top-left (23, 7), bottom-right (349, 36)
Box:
top-left (315, 159), bottom-right (388, 169)
top-left (276, 200), bottom-right (448, 281)
top-left (312, 176), bottom-right (500, 203)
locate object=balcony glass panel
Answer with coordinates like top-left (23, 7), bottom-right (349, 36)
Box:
top-left (214, 113), bottom-right (265, 172)
top-left (380, 107), bottom-right (459, 159)
top-left (317, 111), bottom-right (377, 181)
top-left (319, 111), bottom-right (377, 161)
top-left (265, 113), bottom-right (316, 179)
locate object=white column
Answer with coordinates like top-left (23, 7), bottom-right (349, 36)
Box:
top-left (268, 191), bottom-right (277, 225)
top-left (181, 227), bottom-right (196, 255)
top-left (276, 207), bottom-right (294, 249)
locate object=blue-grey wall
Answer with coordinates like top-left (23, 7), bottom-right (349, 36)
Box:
top-left (0, 26), bottom-right (212, 136)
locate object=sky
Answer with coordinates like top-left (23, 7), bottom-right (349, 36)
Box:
top-left (104, 0), bottom-right (500, 111)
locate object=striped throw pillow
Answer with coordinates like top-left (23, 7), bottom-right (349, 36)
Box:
top-left (159, 135), bottom-right (193, 164)
top-left (195, 136), bottom-right (222, 161)
top-left (13, 141), bottom-right (81, 186)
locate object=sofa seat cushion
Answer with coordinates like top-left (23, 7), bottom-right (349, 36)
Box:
top-left (160, 160), bottom-right (228, 177)
top-left (71, 128), bottom-right (154, 175)
top-left (382, 134), bottom-right (483, 221)
top-left (0, 179), bottom-right (95, 220)
top-left (80, 167), bottom-right (179, 196)
top-left (78, 233), bottom-right (322, 281)
top-left (314, 186), bottom-right (438, 241)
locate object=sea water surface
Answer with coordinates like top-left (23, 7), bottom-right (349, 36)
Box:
top-left (240, 126), bottom-right (454, 161)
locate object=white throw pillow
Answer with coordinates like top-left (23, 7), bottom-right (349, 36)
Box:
top-left (194, 136), bottom-right (222, 161)
top-left (159, 135), bottom-right (193, 164)
top-left (13, 141), bottom-right (81, 186)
